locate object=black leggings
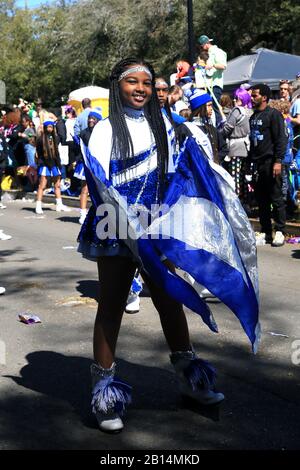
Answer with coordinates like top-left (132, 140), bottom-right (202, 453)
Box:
top-left (93, 256), bottom-right (190, 368)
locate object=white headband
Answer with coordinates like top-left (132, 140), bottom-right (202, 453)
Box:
top-left (118, 66), bottom-right (153, 82)
top-left (155, 80), bottom-right (169, 88)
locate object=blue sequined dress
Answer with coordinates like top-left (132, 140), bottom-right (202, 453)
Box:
top-left (78, 107), bottom-right (174, 261)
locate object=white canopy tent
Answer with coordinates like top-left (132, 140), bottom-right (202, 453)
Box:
top-left (68, 85), bottom-right (109, 117)
top-left (223, 48), bottom-right (300, 91)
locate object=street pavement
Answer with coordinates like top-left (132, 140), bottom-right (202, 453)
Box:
top-left (0, 198), bottom-right (300, 450)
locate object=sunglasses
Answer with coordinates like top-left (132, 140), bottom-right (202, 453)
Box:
top-left (279, 80), bottom-right (290, 84)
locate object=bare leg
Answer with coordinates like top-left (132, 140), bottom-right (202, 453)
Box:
top-left (53, 176), bottom-right (61, 199)
top-left (36, 175), bottom-right (47, 201)
top-left (141, 262), bottom-right (191, 352)
top-left (80, 182), bottom-right (88, 210)
top-left (94, 256), bottom-right (137, 368)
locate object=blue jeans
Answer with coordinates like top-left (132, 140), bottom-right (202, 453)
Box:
top-left (212, 86), bottom-right (223, 126)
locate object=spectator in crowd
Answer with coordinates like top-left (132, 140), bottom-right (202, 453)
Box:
top-left (0, 130), bottom-right (9, 209)
top-left (65, 106), bottom-right (78, 164)
top-left (75, 108), bottom-right (102, 225)
top-left (168, 85), bottom-right (185, 113)
top-left (279, 80), bottom-right (292, 102)
top-left (33, 99), bottom-right (57, 135)
top-left (194, 50), bottom-right (211, 91)
top-left (269, 99), bottom-right (298, 217)
top-left (221, 88), bottom-right (251, 208)
top-left (220, 94), bottom-right (233, 120)
top-left (179, 108), bottom-right (192, 120)
top-left (6, 109), bottom-right (27, 167)
top-left (73, 98), bottom-right (92, 136)
top-left (290, 81), bottom-right (300, 155)
top-left (63, 106), bottom-right (81, 195)
top-left (175, 60), bottom-right (193, 87)
top-left (18, 114), bottom-right (37, 168)
top-left (249, 84), bottom-right (288, 247)
top-left (155, 78), bottom-right (186, 126)
top-left (197, 35), bottom-right (227, 124)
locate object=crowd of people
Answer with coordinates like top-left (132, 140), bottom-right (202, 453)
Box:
top-left (1, 35), bottom-right (300, 433)
top-left (0, 97), bottom-right (103, 223)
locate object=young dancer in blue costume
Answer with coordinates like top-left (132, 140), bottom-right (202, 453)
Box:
top-left (35, 121), bottom-right (71, 214)
top-left (78, 58), bottom-right (259, 433)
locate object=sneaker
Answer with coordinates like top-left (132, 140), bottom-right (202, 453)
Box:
top-left (255, 232), bottom-right (266, 246)
top-left (0, 203), bottom-right (6, 209)
top-left (79, 213), bottom-right (87, 225)
top-left (35, 207), bottom-right (43, 215)
top-left (56, 204), bottom-right (71, 212)
top-left (125, 293), bottom-right (140, 313)
top-left (0, 286), bottom-right (5, 295)
top-left (272, 231), bottom-right (285, 247)
top-left (0, 231), bottom-right (12, 240)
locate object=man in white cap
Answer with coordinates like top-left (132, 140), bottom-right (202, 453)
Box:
top-left (197, 35), bottom-right (227, 124)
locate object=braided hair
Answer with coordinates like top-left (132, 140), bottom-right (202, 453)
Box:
top-left (41, 124), bottom-right (59, 161)
top-left (109, 57), bottom-right (169, 198)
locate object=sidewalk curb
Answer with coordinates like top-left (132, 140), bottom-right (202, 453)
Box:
top-left (249, 218), bottom-right (300, 236)
top-left (2, 190), bottom-right (92, 209)
top-left (3, 190), bottom-right (300, 236)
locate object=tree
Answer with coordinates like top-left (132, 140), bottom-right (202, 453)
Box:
top-left (1, 0), bottom-right (300, 107)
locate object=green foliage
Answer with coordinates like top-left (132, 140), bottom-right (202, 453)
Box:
top-left (0, 0), bottom-right (299, 107)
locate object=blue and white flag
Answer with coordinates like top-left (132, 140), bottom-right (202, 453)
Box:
top-left (82, 135), bottom-right (260, 353)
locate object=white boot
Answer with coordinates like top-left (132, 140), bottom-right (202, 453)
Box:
top-left (35, 201), bottom-right (43, 215)
top-left (79, 209), bottom-right (87, 225)
top-left (56, 198), bottom-right (71, 212)
top-left (170, 350), bottom-right (224, 405)
top-left (91, 363), bottom-right (131, 433)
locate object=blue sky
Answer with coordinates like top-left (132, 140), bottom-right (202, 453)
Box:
top-left (16, 0), bottom-right (50, 8)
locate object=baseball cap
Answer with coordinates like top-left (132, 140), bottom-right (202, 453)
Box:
top-left (197, 35), bottom-right (213, 46)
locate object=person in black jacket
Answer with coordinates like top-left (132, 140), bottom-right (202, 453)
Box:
top-left (249, 83), bottom-right (288, 247)
top-left (74, 109), bottom-right (102, 224)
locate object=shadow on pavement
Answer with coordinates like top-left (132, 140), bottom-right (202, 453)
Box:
top-left (2, 350), bottom-right (221, 449)
top-left (56, 216), bottom-right (80, 224)
top-left (291, 249), bottom-right (300, 259)
top-left (76, 280), bottom-right (100, 301)
top-left (21, 207), bottom-right (53, 212)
